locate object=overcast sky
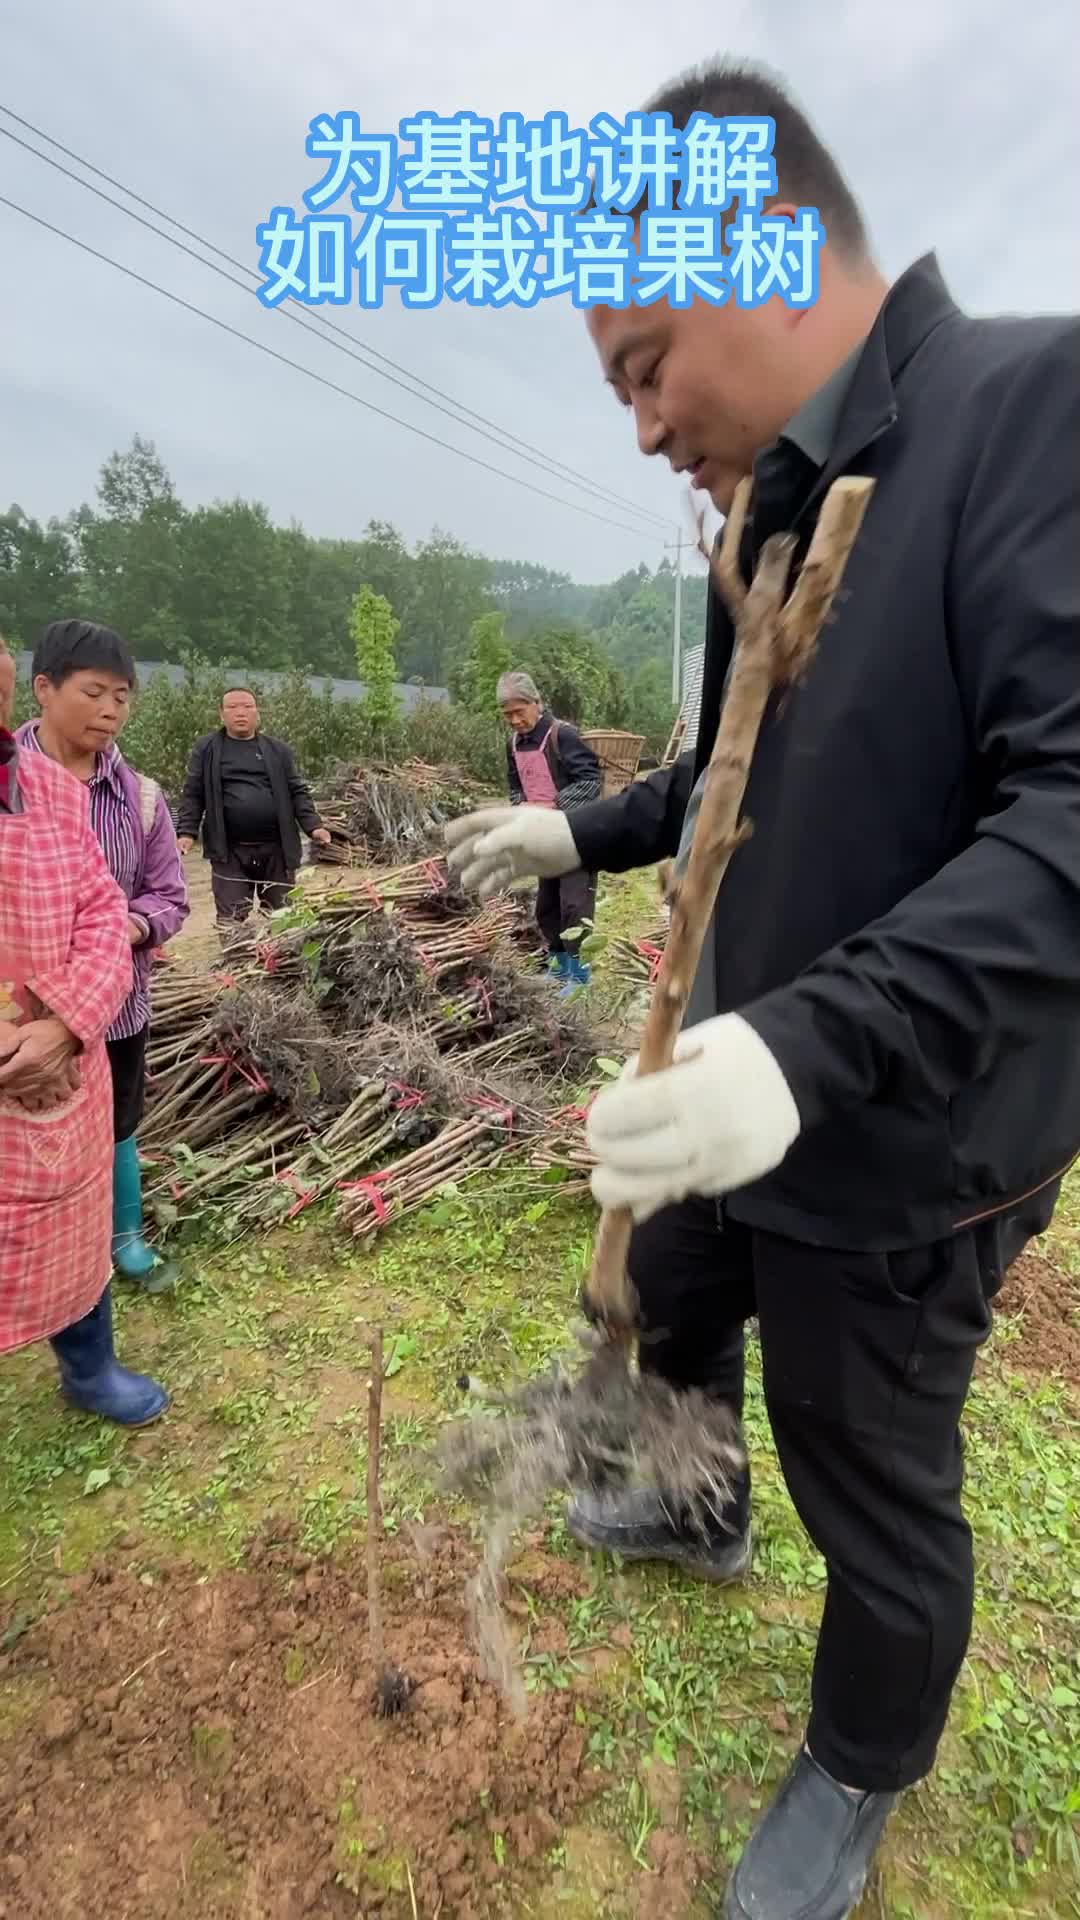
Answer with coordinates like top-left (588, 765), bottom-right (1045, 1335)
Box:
top-left (2, 0), bottom-right (1078, 585)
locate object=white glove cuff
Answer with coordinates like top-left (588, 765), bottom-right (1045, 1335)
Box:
top-left (709, 1014), bottom-right (802, 1158)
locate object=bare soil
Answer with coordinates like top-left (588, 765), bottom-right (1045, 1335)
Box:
top-left (994, 1249), bottom-right (1080, 1391)
top-left (0, 1521), bottom-right (602, 1920)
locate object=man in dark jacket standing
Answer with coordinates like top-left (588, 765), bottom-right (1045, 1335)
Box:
top-left (177, 688), bottom-right (330, 923)
top-left (447, 57), bottom-right (1080, 1920)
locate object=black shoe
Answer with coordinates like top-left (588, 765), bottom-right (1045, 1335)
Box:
top-left (724, 1749), bottom-right (896, 1919)
top-left (566, 1487), bottom-right (751, 1584)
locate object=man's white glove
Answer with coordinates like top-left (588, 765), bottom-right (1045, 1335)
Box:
top-left (586, 1013), bottom-right (802, 1223)
top-left (445, 806), bottom-right (579, 900)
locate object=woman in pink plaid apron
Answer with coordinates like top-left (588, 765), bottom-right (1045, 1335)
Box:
top-left (0, 639), bottom-right (168, 1424)
top-left (498, 670), bottom-right (601, 992)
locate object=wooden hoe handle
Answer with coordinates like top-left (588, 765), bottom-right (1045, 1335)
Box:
top-left (586, 475), bottom-right (876, 1333)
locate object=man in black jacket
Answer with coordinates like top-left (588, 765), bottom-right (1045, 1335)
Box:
top-left (447, 57), bottom-right (1080, 1920)
top-left (177, 688), bottom-right (330, 923)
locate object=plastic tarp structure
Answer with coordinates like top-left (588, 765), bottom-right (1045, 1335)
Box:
top-left (664, 644), bottom-right (705, 763)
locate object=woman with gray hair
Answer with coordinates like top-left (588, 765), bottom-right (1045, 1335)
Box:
top-left (493, 670), bottom-right (601, 990)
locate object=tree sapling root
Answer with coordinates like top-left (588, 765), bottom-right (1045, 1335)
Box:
top-left (366, 1328), bottom-right (412, 1717)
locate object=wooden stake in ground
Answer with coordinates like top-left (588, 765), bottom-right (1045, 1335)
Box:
top-left (586, 473), bottom-right (876, 1332)
top-left (366, 1327), bottom-right (411, 1716)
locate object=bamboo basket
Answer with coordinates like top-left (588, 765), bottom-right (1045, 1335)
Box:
top-left (582, 730), bottom-right (645, 798)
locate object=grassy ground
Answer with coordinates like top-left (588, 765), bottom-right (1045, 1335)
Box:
top-left (2, 871), bottom-right (1078, 1917)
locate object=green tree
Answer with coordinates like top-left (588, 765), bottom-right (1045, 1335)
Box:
top-left (592, 559), bottom-right (708, 684)
top-left (73, 437), bottom-right (185, 643)
top-left (175, 499), bottom-right (292, 668)
top-left (280, 527), bottom-right (371, 676)
top-left (450, 611), bottom-right (511, 716)
top-left (626, 657), bottom-right (676, 754)
top-left (96, 436), bottom-right (177, 523)
top-left (261, 668), bottom-right (364, 773)
top-left (3, 432), bottom-right (713, 711)
top-left (350, 585), bottom-right (400, 749)
top-left (487, 559), bottom-right (596, 636)
top-left (590, 562), bottom-right (652, 633)
top-left (522, 626), bottom-right (621, 728)
top-left (603, 577), bottom-right (671, 678)
top-left (408, 529), bottom-right (491, 686)
top-left (0, 506), bottom-right (80, 643)
top-left (353, 520), bottom-right (415, 618)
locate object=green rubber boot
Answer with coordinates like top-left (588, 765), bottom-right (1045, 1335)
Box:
top-left (112, 1135), bottom-right (176, 1294)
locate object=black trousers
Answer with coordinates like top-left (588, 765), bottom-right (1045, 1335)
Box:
top-left (211, 841), bottom-right (293, 923)
top-left (628, 1191), bottom-right (1054, 1792)
top-left (106, 1027), bottom-right (148, 1142)
top-left (535, 869), bottom-right (597, 957)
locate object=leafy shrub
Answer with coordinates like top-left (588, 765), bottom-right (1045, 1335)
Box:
top-left (12, 655), bottom-right (505, 802)
top-left (403, 698), bottom-right (506, 790)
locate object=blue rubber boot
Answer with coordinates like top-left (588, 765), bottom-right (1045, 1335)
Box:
top-left (113, 1135), bottom-right (175, 1292)
top-left (547, 951), bottom-right (570, 984)
top-left (50, 1285), bottom-right (169, 1427)
top-left (559, 954), bottom-right (591, 996)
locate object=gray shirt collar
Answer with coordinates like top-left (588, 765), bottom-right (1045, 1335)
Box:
top-left (776, 338), bottom-right (868, 468)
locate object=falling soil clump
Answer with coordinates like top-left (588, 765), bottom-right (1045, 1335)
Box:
top-left (439, 1333), bottom-right (743, 1711)
top-left (0, 1522), bottom-right (599, 1920)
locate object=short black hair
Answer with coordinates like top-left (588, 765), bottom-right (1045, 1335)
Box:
top-left (32, 619), bottom-right (136, 688)
top-left (643, 58), bottom-right (868, 260)
top-left (222, 686), bottom-right (256, 699)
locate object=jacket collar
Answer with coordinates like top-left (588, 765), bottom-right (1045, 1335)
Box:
top-left (515, 709), bottom-right (553, 749)
top-left (693, 256), bottom-right (961, 783)
top-left (804, 252), bottom-right (960, 510)
top-left (17, 717), bottom-right (126, 793)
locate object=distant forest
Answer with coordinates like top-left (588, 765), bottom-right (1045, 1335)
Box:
top-left (1, 436), bottom-right (707, 742)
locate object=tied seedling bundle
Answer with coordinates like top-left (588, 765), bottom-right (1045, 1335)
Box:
top-left (142, 849), bottom-right (603, 1246)
top-left (312, 759), bottom-right (492, 867)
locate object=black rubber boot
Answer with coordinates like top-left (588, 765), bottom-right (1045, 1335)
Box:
top-left (566, 1483), bottom-right (751, 1584)
top-left (724, 1749), bottom-right (897, 1919)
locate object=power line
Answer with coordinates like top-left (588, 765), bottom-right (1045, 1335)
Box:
top-left (0, 105), bottom-right (669, 535)
top-left (2, 123), bottom-right (661, 535)
top-left (1, 191), bottom-right (666, 545)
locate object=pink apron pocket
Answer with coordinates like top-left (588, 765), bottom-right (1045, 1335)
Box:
top-left (0, 1080), bottom-right (101, 1203)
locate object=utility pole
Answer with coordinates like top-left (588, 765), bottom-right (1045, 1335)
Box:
top-left (664, 530), bottom-right (689, 707)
